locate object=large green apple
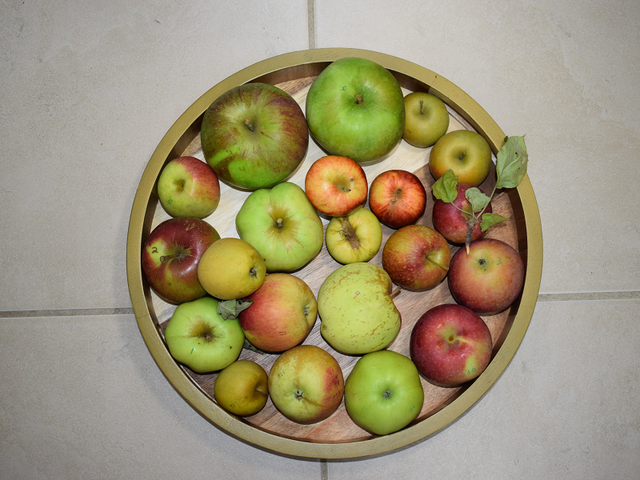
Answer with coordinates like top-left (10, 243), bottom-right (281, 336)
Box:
top-left (235, 182), bottom-right (324, 272)
top-left (305, 57), bottom-right (405, 163)
top-left (164, 296), bottom-right (245, 373)
top-left (201, 82), bottom-right (309, 190)
top-left (345, 350), bottom-right (424, 435)
top-left (317, 262), bottom-right (402, 354)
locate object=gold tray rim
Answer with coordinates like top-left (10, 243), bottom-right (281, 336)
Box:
top-left (126, 47), bottom-right (544, 460)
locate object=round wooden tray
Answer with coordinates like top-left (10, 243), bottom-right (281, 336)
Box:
top-left (126, 48), bottom-right (543, 460)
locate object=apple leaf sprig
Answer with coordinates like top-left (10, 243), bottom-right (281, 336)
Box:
top-left (432, 135), bottom-right (529, 252)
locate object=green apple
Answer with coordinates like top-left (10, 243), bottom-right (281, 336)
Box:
top-left (236, 182), bottom-right (324, 272)
top-left (403, 92), bottom-right (450, 148)
top-left (429, 130), bottom-right (492, 186)
top-left (345, 350), bottom-right (424, 435)
top-left (325, 207), bottom-right (382, 264)
top-left (200, 82), bottom-right (309, 190)
top-left (164, 296), bottom-right (245, 373)
top-left (214, 360), bottom-right (269, 416)
top-left (317, 262), bottom-right (402, 355)
top-left (305, 57), bottom-right (405, 163)
top-left (268, 345), bottom-right (344, 424)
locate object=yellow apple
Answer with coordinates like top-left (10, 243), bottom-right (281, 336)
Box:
top-left (403, 92), bottom-right (449, 148)
top-left (325, 207), bottom-right (383, 264)
top-left (429, 130), bottom-right (492, 186)
top-left (214, 360), bottom-right (269, 416)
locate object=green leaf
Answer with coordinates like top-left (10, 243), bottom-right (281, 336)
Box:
top-left (431, 169), bottom-right (459, 203)
top-left (217, 299), bottom-right (253, 320)
top-left (496, 135), bottom-right (528, 189)
top-left (465, 188), bottom-right (490, 214)
top-left (479, 212), bottom-right (508, 231)
top-left (243, 338), bottom-right (266, 354)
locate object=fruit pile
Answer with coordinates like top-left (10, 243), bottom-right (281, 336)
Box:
top-left (141, 57), bottom-right (529, 437)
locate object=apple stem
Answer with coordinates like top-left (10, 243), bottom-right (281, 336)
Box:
top-left (390, 287), bottom-right (402, 299)
top-left (354, 93), bottom-right (364, 105)
top-left (275, 217), bottom-right (284, 229)
top-left (419, 99), bottom-right (424, 115)
top-left (159, 253), bottom-right (181, 262)
top-left (243, 118), bottom-right (255, 132)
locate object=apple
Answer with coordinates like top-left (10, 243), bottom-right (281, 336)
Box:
top-left (344, 350), bottom-right (424, 435)
top-left (238, 273), bottom-right (317, 353)
top-left (403, 92), bottom-right (450, 148)
top-left (200, 82), bottom-right (309, 190)
top-left (268, 345), bottom-right (344, 424)
top-left (141, 217), bottom-right (220, 304)
top-left (305, 57), bottom-right (405, 163)
top-left (410, 303), bottom-right (493, 387)
top-left (163, 296), bottom-right (245, 373)
top-left (429, 130), bottom-right (492, 186)
top-left (382, 225), bottom-right (450, 291)
top-left (157, 156), bottom-right (221, 218)
top-left (304, 155), bottom-right (368, 217)
top-left (235, 182), bottom-right (324, 272)
top-left (214, 360), bottom-right (269, 416)
top-left (432, 183), bottom-right (493, 244)
top-left (325, 207), bottom-right (382, 264)
top-left (197, 237), bottom-right (266, 300)
top-left (448, 238), bottom-right (525, 315)
top-left (368, 169), bottom-right (427, 228)
top-left (317, 262), bottom-right (402, 355)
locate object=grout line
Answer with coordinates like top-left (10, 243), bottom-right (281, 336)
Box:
top-left (308, 0), bottom-right (315, 49)
top-left (320, 458), bottom-right (328, 480)
top-left (1, 291), bottom-right (638, 319)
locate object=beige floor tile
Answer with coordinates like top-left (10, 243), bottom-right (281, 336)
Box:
top-left (313, 0), bottom-right (640, 294)
top-left (0, 314), bottom-right (323, 479)
top-left (0, 1), bottom-right (309, 312)
top-left (325, 299), bottom-right (640, 479)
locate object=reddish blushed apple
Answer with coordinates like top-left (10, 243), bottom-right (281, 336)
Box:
top-left (432, 183), bottom-right (493, 244)
top-left (448, 238), bottom-right (525, 315)
top-left (368, 169), bottom-right (427, 228)
top-left (410, 303), bottom-right (493, 387)
top-left (141, 218), bottom-right (220, 304)
top-left (304, 155), bottom-right (368, 217)
top-left (382, 224), bottom-right (450, 291)
top-left (238, 273), bottom-right (317, 353)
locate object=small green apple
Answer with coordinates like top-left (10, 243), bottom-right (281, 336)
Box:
top-left (345, 350), bottom-right (424, 435)
top-left (325, 207), bottom-right (383, 264)
top-left (403, 92), bottom-right (449, 148)
top-left (164, 296), bottom-right (245, 373)
top-left (317, 262), bottom-right (401, 354)
top-left (429, 130), bottom-right (492, 186)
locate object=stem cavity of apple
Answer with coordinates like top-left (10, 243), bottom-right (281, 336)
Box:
top-left (339, 218), bottom-right (361, 250)
top-left (275, 217), bottom-right (284, 229)
top-left (243, 118), bottom-right (255, 132)
top-left (382, 389), bottom-right (393, 399)
top-left (354, 93), bottom-right (364, 105)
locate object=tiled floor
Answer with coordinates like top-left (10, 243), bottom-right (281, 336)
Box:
top-left (2, 1), bottom-right (639, 479)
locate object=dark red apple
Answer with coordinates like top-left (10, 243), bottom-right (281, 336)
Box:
top-left (368, 169), bottom-right (427, 228)
top-left (448, 238), bottom-right (525, 315)
top-left (432, 183), bottom-right (493, 244)
top-left (141, 217), bottom-right (220, 304)
top-left (410, 303), bottom-right (493, 387)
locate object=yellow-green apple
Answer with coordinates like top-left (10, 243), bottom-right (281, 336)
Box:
top-left (197, 237), bottom-right (266, 300)
top-left (344, 350), bottom-right (424, 435)
top-left (157, 156), bottom-right (220, 218)
top-left (235, 182), bottom-right (323, 272)
top-left (403, 92), bottom-right (450, 148)
top-left (325, 208), bottom-right (382, 264)
top-left (163, 296), bottom-right (245, 373)
top-left (304, 155), bottom-right (368, 217)
top-left (448, 238), bottom-right (525, 315)
top-left (368, 169), bottom-right (427, 228)
top-left (268, 345), bottom-right (344, 424)
top-left (214, 360), bottom-right (269, 416)
top-left (141, 218), bottom-right (220, 304)
top-left (238, 273), bottom-right (317, 353)
top-left (382, 225), bottom-right (450, 291)
top-left (200, 82), bottom-right (308, 190)
top-left (317, 262), bottom-right (402, 355)
top-left (305, 57), bottom-right (405, 163)
top-left (432, 183), bottom-right (493, 244)
top-left (429, 130), bottom-right (492, 186)
top-left (410, 303), bottom-right (492, 387)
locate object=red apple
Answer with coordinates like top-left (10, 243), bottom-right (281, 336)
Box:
top-left (304, 155), bottom-right (368, 217)
top-left (238, 273), bottom-right (318, 353)
top-left (448, 238), bottom-right (525, 315)
top-left (410, 303), bottom-right (493, 387)
top-left (432, 183), bottom-right (493, 244)
top-left (141, 218), bottom-right (220, 304)
top-left (382, 224), bottom-right (450, 291)
top-left (368, 169), bottom-right (427, 228)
